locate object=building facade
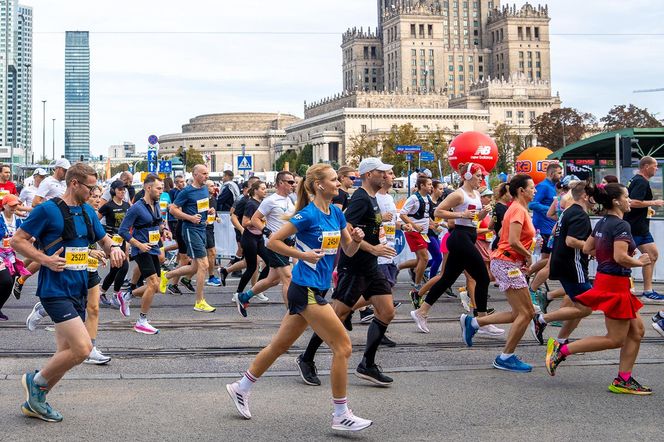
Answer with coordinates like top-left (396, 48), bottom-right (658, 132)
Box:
top-left (108, 141), bottom-right (136, 159)
top-left (64, 31), bottom-right (90, 162)
top-left (0, 0), bottom-right (32, 167)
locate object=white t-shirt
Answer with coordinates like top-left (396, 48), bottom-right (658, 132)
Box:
top-left (376, 191), bottom-right (398, 265)
top-left (257, 193), bottom-right (295, 238)
top-left (101, 188), bottom-right (131, 204)
top-left (400, 193), bottom-right (431, 231)
top-left (35, 176), bottom-right (65, 201)
top-left (19, 185), bottom-right (38, 207)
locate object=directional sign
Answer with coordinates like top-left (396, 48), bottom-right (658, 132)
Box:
top-left (160, 160), bottom-right (172, 173)
top-left (237, 155), bottom-right (253, 171)
top-left (395, 145), bottom-right (422, 153)
top-left (148, 135), bottom-right (159, 146)
top-left (148, 161), bottom-right (157, 173)
top-left (147, 150), bottom-right (157, 162)
top-left (420, 151), bottom-right (435, 162)
top-left (405, 154), bottom-right (413, 161)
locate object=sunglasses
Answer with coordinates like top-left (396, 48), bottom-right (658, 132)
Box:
top-left (77, 181), bottom-right (97, 193)
top-left (284, 180), bottom-right (296, 185)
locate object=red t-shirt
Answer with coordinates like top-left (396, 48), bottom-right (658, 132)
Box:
top-left (491, 202), bottom-right (535, 262)
top-left (0, 181), bottom-right (17, 197)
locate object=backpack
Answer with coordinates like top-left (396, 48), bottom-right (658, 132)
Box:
top-left (413, 192), bottom-right (434, 220)
top-left (43, 198), bottom-right (95, 251)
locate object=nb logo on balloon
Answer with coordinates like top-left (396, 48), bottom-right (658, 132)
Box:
top-left (473, 146), bottom-right (492, 156)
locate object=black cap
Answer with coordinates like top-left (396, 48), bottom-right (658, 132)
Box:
top-left (111, 180), bottom-right (126, 191)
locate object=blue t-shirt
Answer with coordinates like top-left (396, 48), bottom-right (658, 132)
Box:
top-left (20, 201), bottom-right (106, 300)
top-left (290, 202), bottom-right (346, 290)
top-left (528, 178), bottom-right (556, 235)
top-left (119, 199), bottom-right (163, 257)
top-left (159, 192), bottom-right (171, 222)
top-left (173, 184), bottom-right (209, 229)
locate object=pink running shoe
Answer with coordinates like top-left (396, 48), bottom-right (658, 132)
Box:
top-left (116, 291), bottom-right (130, 317)
top-left (134, 320), bottom-right (159, 335)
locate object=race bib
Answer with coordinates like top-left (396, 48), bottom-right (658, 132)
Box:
top-left (507, 268), bottom-right (522, 278)
top-left (65, 247), bottom-right (88, 271)
top-left (148, 230), bottom-right (161, 246)
top-left (383, 222), bottom-right (396, 242)
top-left (421, 233), bottom-right (430, 243)
top-left (2, 237), bottom-right (10, 248)
top-left (485, 231), bottom-right (494, 242)
top-left (159, 201), bottom-right (168, 211)
top-left (112, 234), bottom-right (123, 245)
top-left (196, 198), bottom-right (209, 213)
top-left (87, 256), bottom-right (99, 272)
top-left (207, 213), bottom-right (216, 225)
top-left (321, 230), bottom-right (341, 255)
top-left (378, 225), bottom-right (387, 245)
top-left (647, 207), bottom-right (655, 219)
top-left (0, 189), bottom-right (8, 198)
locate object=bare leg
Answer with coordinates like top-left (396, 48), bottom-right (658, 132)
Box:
top-left (618, 314), bottom-right (645, 373)
top-left (140, 274), bottom-right (160, 314)
top-left (39, 318), bottom-right (92, 389)
top-left (638, 243), bottom-right (658, 292)
top-left (566, 317), bottom-right (630, 355)
top-left (85, 285), bottom-right (100, 341)
top-left (478, 287), bottom-right (534, 353)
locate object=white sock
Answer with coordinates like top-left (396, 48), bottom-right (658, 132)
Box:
top-left (333, 397), bottom-right (349, 417)
top-left (34, 372), bottom-right (48, 387)
top-left (37, 306), bottom-right (47, 317)
top-left (537, 314), bottom-right (547, 325)
top-left (471, 317), bottom-right (479, 329)
top-left (556, 338), bottom-right (567, 344)
top-left (499, 353), bottom-right (513, 361)
top-left (238, 370), bottom-right (257, 393)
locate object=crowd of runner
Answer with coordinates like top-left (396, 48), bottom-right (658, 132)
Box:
top-left (2, 155), bottom-right (663, 430)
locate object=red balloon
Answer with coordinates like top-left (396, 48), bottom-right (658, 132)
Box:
top-left (447, 131), bottom-right (499, 173)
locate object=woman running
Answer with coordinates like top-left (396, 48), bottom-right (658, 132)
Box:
top-left (226, 164), bottom-right (373, 431)
top-left (459, 174), bottom-right (538, 372)
top-left (410, 163), bottom-right (490, 333)
top-left (545, 183), bottom-right (652, 395)
top-left (0, 195), bottom-right (28, 320)
top-left (98, 180), bottom-right (130, 305)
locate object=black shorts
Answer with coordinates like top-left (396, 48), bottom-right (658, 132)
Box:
top-left (40, 295), bottom-right (87, 323)
top-left (175, 221), bottom-right (186, 254)
top-left (206, 226), bottom-right (215, 249)
top-left (541, 233), bottom-right (553, 255)
top-left (87, 271), bottom-right (101, 289)
top-left (332, 268), bottom-right (393, 308)
top-left (378, 263), bottom-right (398, 288)
top-left (265, 248), bottom-right (290, 268)
top-left (234, 228), bottom-right (242, 243)
top-left (288, 281), bottom-right (328, 315)
top-left (134, 253), bottom-right (161, 279)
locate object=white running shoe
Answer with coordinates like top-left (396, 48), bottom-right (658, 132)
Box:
top-left (26, 302), bottom-right (44, 332)
top-left (134, 320), bottom-right (160, 335)
top-left (226, 382), bottom-right (251, 419)
top-left (410, 310), bottom-right (430, 334)
top-left (477, 324), bottom-right (505, 336)
top-left (84, 346), bottom-right (112, 365)
top-left (331, 409), bottom-right (373, 432)
top-left (459, 290), bottom-right (472, 312)
top-left (254, 293), bottom-right (269, 302)
top-left (231, 293), bottom-right (239, 303)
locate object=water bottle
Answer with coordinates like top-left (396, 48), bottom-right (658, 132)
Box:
top-left (533, 229), bottom-right (542, 260)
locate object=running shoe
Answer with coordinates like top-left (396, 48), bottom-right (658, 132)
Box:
top-left (218, 267), bottom-right (228, 286)
top-left (410, 310), bottom-right (430, 334)
top-left (545, 337), bottom-right (566, 376)
top-left (529, 288), bottom-right (540, 309)
top-left (331, 409), bottom-right (373, 432)
top-left (343, 311), bottom-right (353, 331)
top-left (21, 371), bottom-right (63, 422)
top-left (100, 293), bottom-right (112, 307)
top-left (360, 307), bottom-right (375, 323)
top-left (652, 319), bottom-right (664, 337)
top-left (167, 284), bottom-right (182, 296)
top-left (460, 313), bottom-right (477, 347)
top-left (493, 355), bottom-right (532, 373)
top-left (159, 271), bottom-right (169, 293)
top-left (408, 268), bottom-right (416, 284)
top-left (477, 324), bottom-right (505, 336)
top-left (652, 311), bottom-right (664, 323)
top-left (393, 301), bottom-right (402, 309)
top-left (206, 276), bottom-right (221, 287)
top-left (116, 291), bottom-right (131, 317)
top-left (459, 289), bottom-right (471, 312)
top-left (231, 292), bottom-right (239, 303)
top-left (295, 354), bottom-right (321, 386)
top-left (235, 293), bottom-right (250, 317)
top-left (134, 319), bottom-right (160, 335)
top-left (410, 290), bottom-right (421, 309)
top-left (84, 347), bottom-right (112, 365)
top-left (530, 315), bottom-right (547, 345)
top-left (194, 299), bottom-right (216, 313)
top-left (226, 382), bottom-right (251, 419)
top-left (536, 289), bottom-right (551, 314)
top-left (254, 293), bottom-right (270, 302)
top-left (26, 302), bottom-right (44, 332)
top-left (12, 278), bottom-right (24, 300)
top-left (642, 291), bottom-right (664, 303)
top-left (380, 335), bottom-right (396, 347)
top-left (0, 311), bottom-right (7, 321)
top-left (608, 376), bottom-right (652, 395)
top-left (355, 361), bottom-right (393, 386)
top-left (181, 278), bottom-right (195, 292)
top-left (444, 287), bottom-right (457, 298)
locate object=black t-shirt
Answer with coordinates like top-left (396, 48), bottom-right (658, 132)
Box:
top-left (594, 215), bottom-right (636, 277)
top-left (233, 195), bottom-right (248, 221)
top-left (339, 187), bottom-right (382, 273)
top-left (549, 203), bottom-right (592, 283)
top-left (332, 189), bottom-right (350, 211)
top-left (98, 200), bottom-right (131, 232)
top-left (491, 202), bottom-right (508, 251)
top-left (243, 198), bottom-right (260, 222)
top-left (133, 189), bottom-right (145, 204)
top-left (623, 174), bottom-right (652, 236)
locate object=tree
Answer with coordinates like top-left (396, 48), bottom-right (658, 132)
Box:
top-left (133, 161), bottom-right (148, 172)
top-left (530, 107), bottom-right (596, 150)
top-left (275, 150), bottom-right (297, 172)
top-left (421, 127), bottom-right (452, 178)
top-left (600, 104), bottom-right (662, 131)
top-left (381, 123), bottom-right (420, 176)
top-left (297, 144), bottom-right (313, 168)
top-left (172, 147), bottom-right (205, 172)
top-left (110, 163), bottom-right (130, 176)
top-left (347, 133), bottom-right (380, 167)
top-left (493, 123), bottom-right (526, 174)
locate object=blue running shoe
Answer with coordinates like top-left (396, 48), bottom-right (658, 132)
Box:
top-left (652, 311), bottom-right (664, 323)
top-left (459, 314), bottom-right (477, 347)
top-left (642, 291), bottom-right (664, 303)
top-left (493, 355), bottom-right (532, 373)
top-left (236, 292), bottom-right (251, 318)
top-left (653, 319), bottom-right (664, 337)
top-left (206, 276), bottom-right (222, 287)
top-left (21, 372), bottom-right (63, 422)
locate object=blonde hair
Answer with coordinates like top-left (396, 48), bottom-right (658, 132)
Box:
top-left (295, 163), bottom-right (334, 213)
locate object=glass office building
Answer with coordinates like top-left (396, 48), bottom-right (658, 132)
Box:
top-left (64, 31), bottom-right (90, 162)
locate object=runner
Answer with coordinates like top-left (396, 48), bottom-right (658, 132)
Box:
top-left (100, 171), bottom-right (133, 206)
top-left (13, 163), bottom-right (125, 422)
top-left (545, 182), bottom-right (652, 395)
top-left (0, 163), bottom-right (17, 197)
top-left (0, 195), bottom-right (28, 320)
top-left (332, 166), bottom-right (357, 211)
top-left (19, 168), bottom-right (48, 208)
top-left (204, 180), bottom-right (222, 287)
top-left (163, 165), bottom-right (216, 312)
top-left (226, 163), bottom-right (372, 432)
top-left (217, 170), bottom-right (240, 212)
top-left (297, 157), bottom-right (397, 387)
top-left (235, 171), bottom-right (296, 312)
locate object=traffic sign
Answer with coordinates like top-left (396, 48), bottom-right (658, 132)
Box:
top-left (420, 151), bottom-right (435, 162)
top-left (148, 135), bottom-right (159, 146)
top-left (237, 155), bottom-right (253, 171)
top-left (160, 160), bottom-right (172, 173)
top-left (405, 154), bottom-right (413, 161)
top-left (396, 145), bottom-right (422, 153)
top-left (148, 161), bottom-right (157, 173)
top-left (147, 150), bottom-right (157, 162)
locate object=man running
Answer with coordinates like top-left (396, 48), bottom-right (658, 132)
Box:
top-left (20, 168), bottom-right (48, 208)
top-left (217, 170), bottom-right (240, 212)
top-left (13, 163), bottom-right (125, 422)
top-left (0, 163), bottom-right (17, 197)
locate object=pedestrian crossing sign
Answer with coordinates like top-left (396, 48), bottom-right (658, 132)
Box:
top-left (237, 155), bottom-right (253, 171)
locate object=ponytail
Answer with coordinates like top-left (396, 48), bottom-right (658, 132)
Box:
top-left (592, 182), bottom-right (625, 210)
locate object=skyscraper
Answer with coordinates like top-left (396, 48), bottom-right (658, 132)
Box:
top-left (64, 31), bottom-right (90, 162)
top-left (0, 0), bottom-right (32, 166)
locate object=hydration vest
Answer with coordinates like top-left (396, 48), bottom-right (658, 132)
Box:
top-left (43, 198), bottom-right (95, 251)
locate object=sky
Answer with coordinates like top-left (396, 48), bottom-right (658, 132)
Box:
top-left (27, 0), bottom-right (664, 158)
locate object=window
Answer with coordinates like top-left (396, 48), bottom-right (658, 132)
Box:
top-left (410, 24), bottom-right (416, 37)
top-left (528, 51), bottom-right (532, 59)
top-left (526, 27), bottom-right (532, 40)
top-left (428, 24), bottom-right (433, 37)
top-left (420, 49), bottom-right (425, 57)
top-left (412, 79), bottom-right (417, 87)
top-left (448, 55), bottom-right (453, 62)
top-left (448, 74), bottom-right (454, 81)
top-left (419, 24), bottom-right (425, 37)
top-left (361, 125), bottom-right (367, 133)
top-left (478, 56), bottom-right (483, 62)
top-left (519, 51), bottom-right (524, 59)
top-left (536, 51), bottom-right (541, 59)
top-left (429, 49), bottom-right (434, 57)
top-left (529, 111), bottom-right (536, 121)
top-left (534, 27), bottom-right (540, 39)
top-left (370, 46), bottom-right (377, 59)
top-left (506, 111), bottom-right (513, 118)
top-left (412, 49), bottom-right (417, 57)
top-left (469, 64), bottom-right (474, 72)
top-left (412, 69), bottom-right (417, 76)
top-left (458, 74), bottom-right (464, 81)
top-left (412, 59), bottom-right (417, 66)
top-left (518, 26), bottom-right (523, 40)
top-left (458, 55), bottom-right (463, 62)
top-left (363, 46), bottom-right (369, 59)
top-left (519, 61), bottom-right (524, 68)
top-left (458, 65), bottom-right (463, 71)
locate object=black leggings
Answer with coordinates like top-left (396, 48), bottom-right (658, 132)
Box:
top-left (237, 231), bottom-right (269, 293)
top-left (101, 260), bottom-right (129, 292)
top-left (425, 226), bottom-right (489, 313)
top-left (0, 268), bottom-right (15, 311)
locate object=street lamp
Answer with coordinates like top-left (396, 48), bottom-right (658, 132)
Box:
top-left (52, 118), bottom-right (56, 160)
top-left (41, 100), bottom-right (46, 161)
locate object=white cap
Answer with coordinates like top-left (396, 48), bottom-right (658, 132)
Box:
top-left (53, 158), bottom-right (71, 170)
top-left (358, 157), bottom-right (393, 175)
top-left (33, 168), bottom-right (47, 176)
top-left (421, 168), bottom-right (432, 178)
top-left (480, 187), bottom-right (494, 196)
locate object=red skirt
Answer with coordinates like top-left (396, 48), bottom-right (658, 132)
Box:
top-left (575, 273), bottom-right (643, 320)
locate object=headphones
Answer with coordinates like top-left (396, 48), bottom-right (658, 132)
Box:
top-left (318, 185), bottom-right (324, 191)
top-left (463, 163), bottom-right (475, 181)
top-left (110, 186), bottom-right (116, 197)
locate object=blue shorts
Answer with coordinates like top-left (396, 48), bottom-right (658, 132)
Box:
top-left (182, 224), bottom-right (207, 259)
top-left (559, 279), bottom-right (592, 300)
top-left (40, 295), bottom-right (87, 323)
top-left (378, 263), bottom-right (398, 288)
top-left (633, 233), bottom-right (654, 247)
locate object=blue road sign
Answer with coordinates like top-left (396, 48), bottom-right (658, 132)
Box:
top-left (147, 150), bottom-right (157, 162)
top-left (420, 151), bottom-right (435, 162)
top-left (160, 160), bottom-right (172, 173)
top-left (237, 155), bottom-right (253, 171)
top-left (405, 154), bottom-right (413, 161)
top-left (396, 145), bottom-right (422, 153)
top-left (148, 161), bottom-right (157, 173)
top-left (148, 135), bottom-right (159, 145)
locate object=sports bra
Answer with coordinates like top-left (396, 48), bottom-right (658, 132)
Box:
top-left (454, 188), bottom-right (483, 228)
